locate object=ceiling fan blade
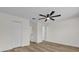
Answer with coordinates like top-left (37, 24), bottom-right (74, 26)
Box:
top-left (52, 14), bottom-right (61, 17)
top-left (39, 14), bottom-right (46, 17)
top-left (38, 18), bottom-right (45, 20)
top-left (47, 14), bottom-right (49, 17)
top-left (50, 17), bottom-right (55, 21)
top-left (50, 11), bottom-right (55, 16)
top-left (45, 19), bottom-right (47, 22)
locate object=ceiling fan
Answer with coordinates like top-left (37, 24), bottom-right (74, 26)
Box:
top-left (39, 11), bottom-right (61, 22)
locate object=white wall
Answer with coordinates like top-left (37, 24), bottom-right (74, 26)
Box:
top-left (37, 22), bottom-right (43, 43)
top-left (30, 20), bottom-right (43, 43)
top-left (46, 17), bottom-right (79, 47)
top-left (0, 12), bottom-right (31, 51)
top-left (30, 20), bottom-right (38, 42)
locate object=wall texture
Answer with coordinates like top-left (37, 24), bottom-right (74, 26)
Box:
top-left (0, 12), bottom-right (31, 51)
top-left (46, 17), bottom-right (79, 47)
top-left (30, 20), bottom-right (38, 42)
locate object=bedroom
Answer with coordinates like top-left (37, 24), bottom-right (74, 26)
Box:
top-left (0, 7), bottom-right (79, 52)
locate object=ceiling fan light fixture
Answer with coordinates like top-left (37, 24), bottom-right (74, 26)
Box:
top-left (46, 17), bottom-right (50, 20)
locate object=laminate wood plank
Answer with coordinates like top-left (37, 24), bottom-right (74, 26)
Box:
top-left (5, 41), bottom-right (79, 52)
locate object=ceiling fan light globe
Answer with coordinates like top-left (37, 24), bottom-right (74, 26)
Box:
top-left (47, 17), bottom-right (50, 20)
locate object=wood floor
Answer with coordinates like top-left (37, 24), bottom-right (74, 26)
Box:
top-left (5, 41), bottom-right (79, 52)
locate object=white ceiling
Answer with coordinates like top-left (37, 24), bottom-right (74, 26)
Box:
top-left (0, 7), bottom-right (79, 21)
